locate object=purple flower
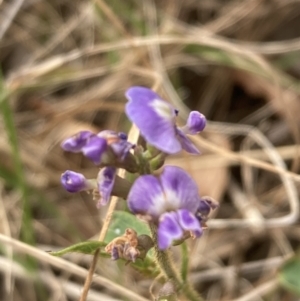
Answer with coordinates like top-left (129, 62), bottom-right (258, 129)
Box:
top-left (195, 196), bottom-right (219, 222)
top-left (125, 86), bottom-right (206, 154)
top-left (61, 130), bottom-right (134, 165)
top-left (96, 167), bottom-right (116, 207)
top-left (61, 170), bottom-right (95, 193)
top-left (128, 166), bottom-right (210, 249)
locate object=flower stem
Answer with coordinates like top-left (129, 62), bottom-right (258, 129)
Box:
top-left (149, 223), bottom-right (203, 301)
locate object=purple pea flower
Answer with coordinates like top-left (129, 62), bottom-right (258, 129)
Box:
top-left (61, 130), bottom-right (134, 165)
top-left (61, 170), bottom-right (96, 193)
top-left (127, 166), bottom-right (217, 250)
top-left (125, 86), bottom-right (206, 154)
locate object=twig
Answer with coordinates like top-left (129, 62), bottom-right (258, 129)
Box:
top-left (190, 256), bottom-right (286, 283)
top-left (0, 255), bottom-right (122, 301)
top-left (233, 279), bottom-right (279, 301)
top-left (78, 124), bottom-right (139, 301)
top-left (78, 248), bottom-right (101, 301)
top-left (199, 121), bottom-right (299, 228)
top-left (7, 34), bottom-right (283, 90)
top-left (168, 144), bottom-right (300, 169)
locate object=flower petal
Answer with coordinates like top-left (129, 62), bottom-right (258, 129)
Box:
top-left (158, 212), bottom-right (183, 250)
top-left (82, 135), bottom-right (107, 164)
top-left (160, 166), bottom-right (200, 213)
top-left (196, 197), bottom-right (219, 221)
top-left (61, 170), bottom-right (91, 193)
top-left (61, 131), bottom-right (94, 152)
top-left (125, 86), bottom-right (181, 154)
top-left (97, 130), bottom-right (119, 142)
top-left (127, 174), bottom-right (166, 218)
top-left (97, 130), bottom-right (134, 161)
top-left (177, 209), bottom-right (202, 237)
top-left (111, 245), bottom-right (121, 260)
top-left (197, 198), bottom-right (212, 216)
top-left (97, 167), bottom-right (116, 207)
top-left (110, 139), bottom-right (134, 161)
top-left (176, 128), bottom-right (200, 154)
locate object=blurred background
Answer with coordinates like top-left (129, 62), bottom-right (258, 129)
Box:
top-left (1, 0), bottom-right (300, 300)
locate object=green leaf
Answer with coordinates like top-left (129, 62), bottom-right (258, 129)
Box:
top-left (105, 211), bottom-right (150, 243)
top-left (50, 241), bottom-right (107, 257)
top-left (279, 256), bottom-right (300, 296)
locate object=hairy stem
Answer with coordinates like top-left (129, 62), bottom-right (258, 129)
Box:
top-left (149, 223), bottom-right (203, 301)
top-left (149, 223), bottom-right (180, 282)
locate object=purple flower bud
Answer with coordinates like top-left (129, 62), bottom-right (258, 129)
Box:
top-left (61, 170), bottom-right (91, 193)
top-left (183, 111), bottom-right (206, 134)
top-left (61, 131), bottom-right (107, 164)
top-left (61, 129), bottom-right (134, 166)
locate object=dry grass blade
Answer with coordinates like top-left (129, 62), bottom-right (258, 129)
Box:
top-left (0, 0), bottom-right (24, 40)
top-left (0, 234), bottom-right (149, 301)
top-left (2, 1), bottom-right (300, 300)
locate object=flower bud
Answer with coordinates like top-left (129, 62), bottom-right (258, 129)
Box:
top-left (185, 111), bottom-right (206, 134)
top-left (61, 170), bottom-right (94, 193)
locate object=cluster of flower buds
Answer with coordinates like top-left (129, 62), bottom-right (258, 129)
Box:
top-left (60, 86), bottom-right (218, 254)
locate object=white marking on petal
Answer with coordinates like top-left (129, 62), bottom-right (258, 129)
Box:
top-left (149, 99), bottom-right (174, 120)
top-left (150, 189), bottom-right (181, 216)
top-left (164, 189), bottom-right (181, 210)
top-left (149, 193), bottom-right (167, 216)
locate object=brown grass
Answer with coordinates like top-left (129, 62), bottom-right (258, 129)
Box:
top-left (1, 0), bottom-right (300, 300)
